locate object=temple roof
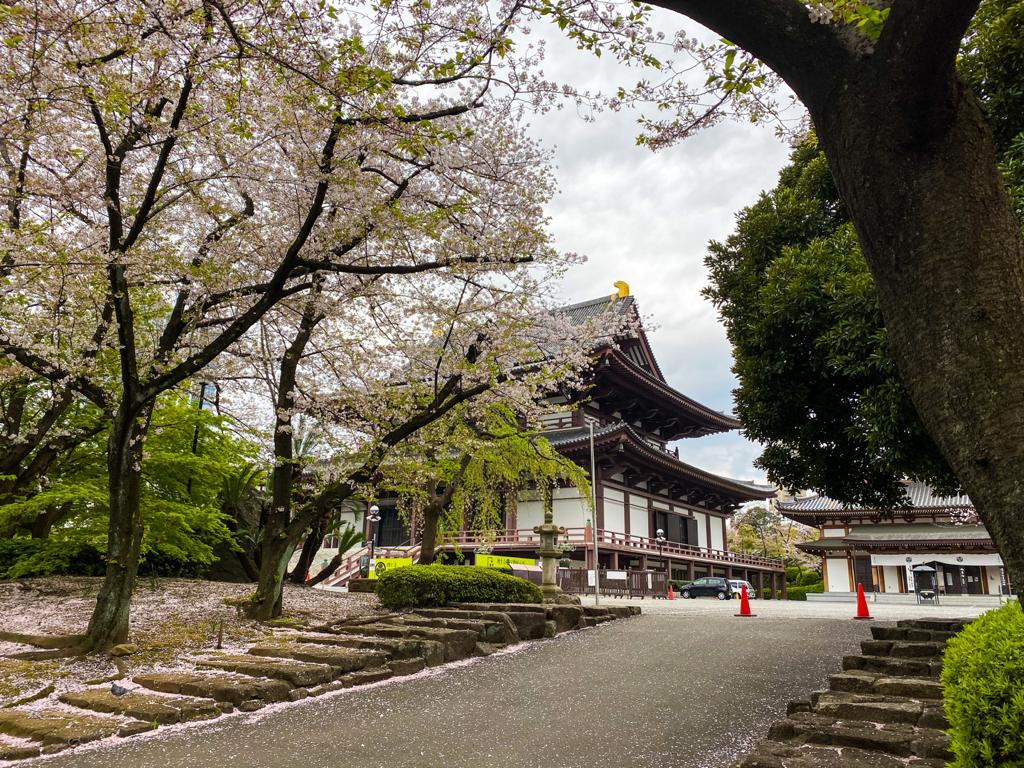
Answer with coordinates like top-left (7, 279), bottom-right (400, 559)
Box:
top-left (777, 481), bottom-right (973, 521)
top-left (559, 293), bottom-right (740, 438)
top-left (798, 523), bottom-right (995, 555)
top-left (594, 348), bottom-right (741, 436)
top-left (547, 421), bottom-right (774, 507)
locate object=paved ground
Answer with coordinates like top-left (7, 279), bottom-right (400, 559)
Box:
top-left (27, 598), bottom-right (987, 768)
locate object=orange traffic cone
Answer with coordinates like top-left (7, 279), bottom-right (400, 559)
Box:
top-left (734, 583), bottom-right (756, 617)
top-left (668, 584), bottom-right (675, 600)
top-left (853, 582), bottom-right (873, 620)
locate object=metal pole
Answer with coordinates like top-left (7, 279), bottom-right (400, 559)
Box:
top-left (589, 421), bottom-right (600, 604)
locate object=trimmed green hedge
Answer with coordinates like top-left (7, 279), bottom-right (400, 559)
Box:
top-left (786, 582), bottom-right (824, 600)
top-left (942, 601), bottom-right (1024, 767)
top-left (376, 564), bottom-right (543, 610)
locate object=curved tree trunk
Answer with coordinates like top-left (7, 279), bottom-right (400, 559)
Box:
top-left (85, 404), bottom-right (150, 649)
top-left (814, 67), bottom-right (1024, 593)
top-left (649, 0), bottom-right (1024, 593)
top-left (306, 549), bottom-right (349, 587)
top-left (288, 520), bottom-right (324, 584)
top-left (417, 502), bottom-right (440, 565)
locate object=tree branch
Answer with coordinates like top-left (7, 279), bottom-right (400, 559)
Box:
top-left (647, 0), bottom-right (852, 108)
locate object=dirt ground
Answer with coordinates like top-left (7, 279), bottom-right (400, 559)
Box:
top-left (0, 577), bottom-right (383, 706)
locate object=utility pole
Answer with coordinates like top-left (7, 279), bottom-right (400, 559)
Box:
top-left (589, 420), bottom-right (600, 605)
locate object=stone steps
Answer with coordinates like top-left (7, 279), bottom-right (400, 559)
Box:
top-left (133, 671), bottom-right (293, 708)
top-left (769, 711), bottom-right (951, 760)
top-left (811, 691), bottom-right (947, 729)
top-left (0, 708), bottom-right (151, 748)
top-left (732, 618), bottom-right (972, 768)
top-left (842, 653), bottom-right (942, 678)
top-left (870, 625), bottom-right (956, 643)
top-left (735, 740), bottom-right (948, 768)
top-left (0, 601), bottom-right (639, 762)
top-left (58, 688), bottom-right (221, 725)
top-left (860, 639), bottom-right (946, 658)
top-left (197, 654), bottom-right (337, 687)
top-left (296, 632), bottom-right (446, 666)
top-left (828, 670), bottom-right (943, 699)
top-left (246, 642), bottom-right (386, 671)
top-left (324, 623), bottom-right (479, 662)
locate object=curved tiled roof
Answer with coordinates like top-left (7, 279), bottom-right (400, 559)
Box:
top-left (599, 349), bottom-right (741, 433)
top-left (798, 524), bottom-right (996, 554)
top-left (546, 421), bottom-right (774, 502)
top-left (777, 481), bottom-right (973, 517)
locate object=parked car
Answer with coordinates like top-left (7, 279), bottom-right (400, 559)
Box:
top-left (729, 579), bottom-right (757, 600)
top-left (679, 576), bottom-right (732, 600)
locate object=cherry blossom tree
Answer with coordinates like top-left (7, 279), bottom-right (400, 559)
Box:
top-left (221, 249), bottom-right (620, 618)
top-left (0, 0), bottom-right (569, 647)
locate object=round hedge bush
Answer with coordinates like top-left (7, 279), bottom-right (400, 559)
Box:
top-left (786, 582), bottom-right (824, 600)
top-left (375, 564), bottom-right (543, 610)
top-left (942, 600), bottom-right (1024, 767)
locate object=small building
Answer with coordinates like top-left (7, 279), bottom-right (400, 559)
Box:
top-left (776, 481), bottom-right (1011, 597)
top-left (307, 289), bottom-right (786, 592)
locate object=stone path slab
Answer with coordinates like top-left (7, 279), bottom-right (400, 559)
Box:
top-left (58, 689), bottom-right (220, 725)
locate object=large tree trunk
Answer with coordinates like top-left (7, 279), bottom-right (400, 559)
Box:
top-left (815, 65), bottom-right (1024, 592)
top-left (649, 0), bottom-right (1024, 593)
top-left (248, 300), bottom-right (322, 620)
top-left (417, 503), bottom-right (440, 565)
top-left (85, 404), bottom-right (149, 649)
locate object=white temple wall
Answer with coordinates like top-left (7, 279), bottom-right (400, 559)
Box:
top-left (602, 486), bottom-right (626, 532)
top-left (693, 511), bottom-right (708, 549)
top-left (709, 516), bottom-right (725, 551)
top-left (552, 486), bottom-right (588, 528)
top-left (517, 498), bottom-right (544, 531)
top-left (882, 565), bottom-right (902, 593)
top-left (628, 495), bottom-right (650, 538)
top-left (826, 557), bottom-right (852, 592)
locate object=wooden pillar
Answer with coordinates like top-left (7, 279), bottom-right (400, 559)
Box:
top-left (687, 561), bottom-right (695, 581)
top-left (610, 551), bottom-right (619, 569)
top-left (726, 565), bottom-right (733, 579)
top-left (639, 554), bottom-right (648, 571)
top-left (770, 571), bottom-right (777, 600)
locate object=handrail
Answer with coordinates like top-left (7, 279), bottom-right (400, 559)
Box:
top-left (442, 527), bottom-right (784, 569)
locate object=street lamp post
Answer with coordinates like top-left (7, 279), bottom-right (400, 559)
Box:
top-left (656, 528), bottom-right (668, 589)
top-left (367, 504), bottom-right (382, 560)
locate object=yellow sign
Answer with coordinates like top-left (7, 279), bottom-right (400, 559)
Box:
top-left (475, 554), bottom-right (537, 569)
top-left (367, 557), bottom-right (413, 580)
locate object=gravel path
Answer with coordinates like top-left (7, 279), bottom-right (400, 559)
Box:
top-left (30, 607), bottom-right (881, 768)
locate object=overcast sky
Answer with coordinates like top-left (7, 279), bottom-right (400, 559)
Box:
top-left (526, 8), bottom-right (795, 485)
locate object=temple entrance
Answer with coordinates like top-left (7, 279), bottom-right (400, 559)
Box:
top-left (852, 555), bottom-right (876, 591)
top-left (939, 564), bottom-right (984, 595)
top-left (375, 504), bottom-right (409, 548)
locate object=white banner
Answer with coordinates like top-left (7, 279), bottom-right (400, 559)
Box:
top-left (871, 553), bottom-right (1003, 567)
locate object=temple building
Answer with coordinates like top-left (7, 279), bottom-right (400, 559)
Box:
top-left (308, 288), bottom-right (785, 592)
top-left (776, 481), bottom-right (1011, 598)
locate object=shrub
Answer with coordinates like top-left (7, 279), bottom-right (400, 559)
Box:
top-left (942, 601), bottom-right (1024, 767)
top-left (376, 564), bottom-right (543, 610)
top-left (786, 582), bottom-right (824, 600)
top-left (0, 538), bottom-right (106, 579)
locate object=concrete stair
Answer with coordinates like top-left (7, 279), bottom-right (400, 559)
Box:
top-left (733, 618), bottom-right (972, 768)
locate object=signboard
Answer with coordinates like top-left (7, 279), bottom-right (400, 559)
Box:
top-left (476, 554), bottom-right (537, 569)
top-left (367, 557), bottom-right (413, 580)
top-left (605, 570), bottom-right (628, 580)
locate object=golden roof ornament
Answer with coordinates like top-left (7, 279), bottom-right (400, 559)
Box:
top-left (611, 281), bottom-right (630, 301)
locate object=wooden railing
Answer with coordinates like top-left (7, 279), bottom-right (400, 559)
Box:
top-left (321, 540), bottom-right (422, 586)
top-left (442, 527), bottom-right (783, 570)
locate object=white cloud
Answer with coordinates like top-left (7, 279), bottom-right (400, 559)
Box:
top-left (528, 11), bottom-right (794, 483)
